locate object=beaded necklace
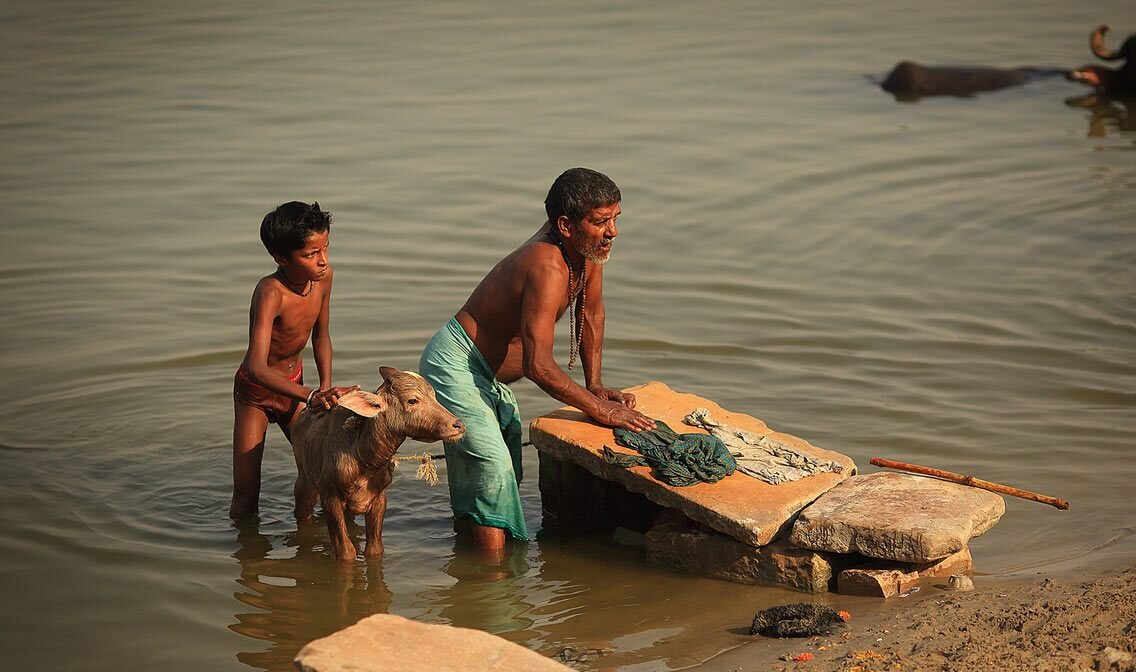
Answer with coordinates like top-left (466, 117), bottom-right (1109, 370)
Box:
top-left (548, 228), bottom-right (586, 370)
top-left (275, 268), bottom-right (314, 297)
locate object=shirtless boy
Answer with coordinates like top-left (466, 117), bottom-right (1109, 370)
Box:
top-left (419, 168), bottom-right (656, 549)
top-left (230, 201), bottom-right (358, 520)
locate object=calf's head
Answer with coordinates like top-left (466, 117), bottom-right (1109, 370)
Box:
top-left (337, 366), bottom-right (466, 443)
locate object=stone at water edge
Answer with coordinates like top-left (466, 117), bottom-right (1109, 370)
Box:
top-left (948, 574), bottom-right (975, 591)
top-left (790, 471), bottom-right (1005, 563)
top-left (837, 547), bottom-right (972, 598)
top-left (294, 614), bottom-right (571, 672)
top-left (645, 508), bottom-right (855, 593)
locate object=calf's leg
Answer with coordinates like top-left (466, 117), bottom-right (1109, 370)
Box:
top-left (363, 489), bottom-right (389, 559)
top-left (321, 493), bottom-right (357, 561)
top-left (293, 477), bottom-right (318, 521)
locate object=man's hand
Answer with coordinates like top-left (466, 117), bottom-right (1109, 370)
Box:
top-left (589, 385), bottom-right (637, 408)
top-left (308, 385), bottom-right (362, 411)
top-left (594, 400), bottom-right (656, 432)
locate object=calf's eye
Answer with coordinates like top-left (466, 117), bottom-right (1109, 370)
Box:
top-left (407, 398), bottom-right (419, 405)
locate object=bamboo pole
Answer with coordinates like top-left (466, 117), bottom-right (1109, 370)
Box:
top-left (869, 457), bottom-right (1069, 510)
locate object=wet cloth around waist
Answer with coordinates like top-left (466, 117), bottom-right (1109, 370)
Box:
top-left (233, 364), bottom-right (303, 425)
top-left (418, 317), bottom-right (528, 541)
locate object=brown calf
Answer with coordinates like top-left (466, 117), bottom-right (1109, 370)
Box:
top-left (289, 366), bottom-right (465, 561)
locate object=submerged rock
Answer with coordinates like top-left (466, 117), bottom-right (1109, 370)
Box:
top-left (646, 508), bottom-right (854, 593)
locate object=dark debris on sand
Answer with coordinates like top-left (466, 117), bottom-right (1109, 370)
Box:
top-left (749, 603), bottom-right (848, 638)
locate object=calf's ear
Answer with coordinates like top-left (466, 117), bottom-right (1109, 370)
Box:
top-left (378, 366), bottom-right (402, 383)
top-left (337, 390), bottom-right (385, 418)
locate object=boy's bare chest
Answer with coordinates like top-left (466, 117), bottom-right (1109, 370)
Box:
top-left (272, 295), bottom-right (322, 342)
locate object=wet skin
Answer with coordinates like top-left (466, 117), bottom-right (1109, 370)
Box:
top-left (451, 203), bottom-right (654, 553)
top-left (455, 203), bottom-right (655, 432)
top-left (230, 230), bottom-right (358, 519)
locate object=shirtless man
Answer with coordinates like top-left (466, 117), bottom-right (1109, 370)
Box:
top-left (419, 168), bottom-right (655, 550)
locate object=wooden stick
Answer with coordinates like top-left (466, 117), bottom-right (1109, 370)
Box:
top-left (869, 457), bottom-right (1069, 510)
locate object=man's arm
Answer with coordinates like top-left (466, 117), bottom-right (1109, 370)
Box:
top-left (521, 258), bottom-right (653, 431)
top-left (578, 262), bottom-right (637, 409)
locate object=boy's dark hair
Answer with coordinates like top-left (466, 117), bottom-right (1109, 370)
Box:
top-left (260, 201), bottom-right (332, 259)
top-left (544, 168), bottom-right (621, 225)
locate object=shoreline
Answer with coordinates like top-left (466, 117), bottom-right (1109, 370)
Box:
top-left (695, 547), bottom-right (1136, 672)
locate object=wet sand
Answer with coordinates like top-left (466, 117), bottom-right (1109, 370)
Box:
top-left (699, 558), bottom-right (1136, 672)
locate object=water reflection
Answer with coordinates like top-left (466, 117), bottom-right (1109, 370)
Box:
top-left (433, 537), bottom-right (535, 634)
top-left (521, 530), bottom-right (758, 670)
top-left (229, 520), bottom-right (393, 671)
top-left (1066, 93), bottom-right (1136, 138)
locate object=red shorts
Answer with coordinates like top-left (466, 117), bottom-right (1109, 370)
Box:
top-left (233, 364), bottom-right (303, 425)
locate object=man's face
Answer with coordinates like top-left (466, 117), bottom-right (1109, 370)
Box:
top-left (572, 202), bottom-right (620, 265)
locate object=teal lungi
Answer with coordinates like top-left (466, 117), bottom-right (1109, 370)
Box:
top-left (419, 317), bottom-right (528, 541)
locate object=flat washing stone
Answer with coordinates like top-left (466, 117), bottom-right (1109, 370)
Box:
top-left (529, 381), bottom-right (856, 547)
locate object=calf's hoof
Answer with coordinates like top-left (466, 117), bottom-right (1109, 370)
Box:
top-left (333, 544), bottom-right (358, 561)
top-left (364, 543), bottom-right (385, 559)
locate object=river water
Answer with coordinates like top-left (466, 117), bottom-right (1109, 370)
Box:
top-left (1, 2), bottom-right (1133, 670)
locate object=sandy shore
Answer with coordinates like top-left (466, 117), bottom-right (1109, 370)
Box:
top-left (699, 564), bottom-right (1136, 672)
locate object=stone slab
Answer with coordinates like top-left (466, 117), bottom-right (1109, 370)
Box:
top-left (791, 471), bottom-right (1005, 562)
top-left (837, 547), bottom-right (973, 598)
top-left (644, 509), bottom-right (856, 593)
top-left (294, 613), bottom-right (571, 672)
top-left (538, 450), bottom-right (662, 533)
top-left (529, 381), bottom-right (856, 547)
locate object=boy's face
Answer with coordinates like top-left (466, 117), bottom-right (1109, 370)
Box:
top-left (275, 230), bottom-right (330, 282)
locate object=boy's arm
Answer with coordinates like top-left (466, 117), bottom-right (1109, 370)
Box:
top-left (309, 268), bottom-right (358, 410)
top-left (311, 267), bottom-right (334, 390)
top-left (245, 281), bottom-right (312, 402)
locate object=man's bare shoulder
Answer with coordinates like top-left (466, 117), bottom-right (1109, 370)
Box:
top-left (517, 235), bottom-right (562, 261)
top-left (511, 238), bottom-right (568, 283)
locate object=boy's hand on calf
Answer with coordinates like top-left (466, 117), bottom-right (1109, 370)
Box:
top-left (309, 385), bottom-right (362, 410)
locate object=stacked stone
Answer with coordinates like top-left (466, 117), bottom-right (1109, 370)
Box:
top-left (640, 471), bottom-right (1000, 597)
top-left (530, 382), bottom-right (1006, 597)
top-left (788, 471), bottom-right (1003, 597)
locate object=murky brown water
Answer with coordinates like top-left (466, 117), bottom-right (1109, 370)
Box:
top-left (1, 2), bottom-right (1133, 670)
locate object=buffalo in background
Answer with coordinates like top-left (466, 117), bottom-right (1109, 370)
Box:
top-left (880, 62), bottom-right (1067, 100)
top-left (1067, 25), bottom-right (1136, 99)
top-left (879, 25), bottom-right (1134, 103)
